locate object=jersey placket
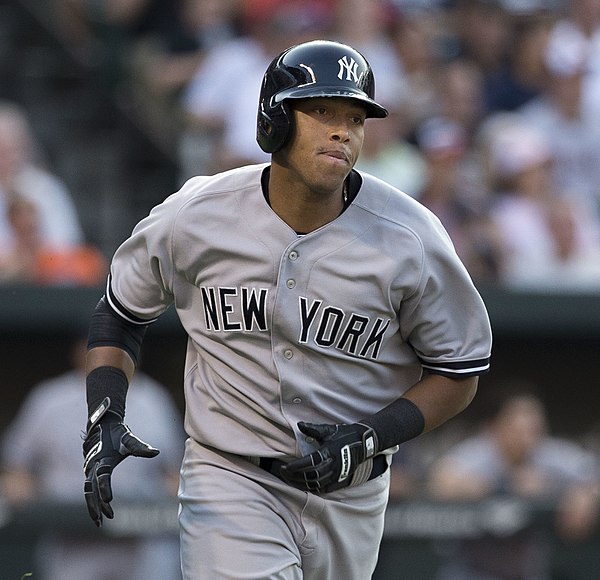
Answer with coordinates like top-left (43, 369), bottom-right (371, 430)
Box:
top-left (271, 238), bottom-right (320, 456)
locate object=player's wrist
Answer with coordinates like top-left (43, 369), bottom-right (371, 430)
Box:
top-left (360, 398), bottom-right (425, 451)
top-left (86, 366), bottom-right (129, 421)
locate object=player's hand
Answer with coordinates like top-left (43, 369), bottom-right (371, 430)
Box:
top-left (279, 421), bottom-right (378, 494)
top-left (83, 397), bottom-right (159, 527)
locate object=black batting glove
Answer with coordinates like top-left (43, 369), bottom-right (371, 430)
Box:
top-left (279, 421), bottom-right (378, 494)
top-left (83, 397), bottom-right (159, 527)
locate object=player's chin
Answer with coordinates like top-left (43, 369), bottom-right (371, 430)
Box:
top-left (317, 158), bottom-right (353, 184)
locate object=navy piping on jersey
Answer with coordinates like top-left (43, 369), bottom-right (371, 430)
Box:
top-left (420, 357), bottom-right (491, 377)
top-left (105, 275), bottom-right (159, 325)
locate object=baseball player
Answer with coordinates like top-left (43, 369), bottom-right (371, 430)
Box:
top-left (83, 40), bottom-right (492, 579)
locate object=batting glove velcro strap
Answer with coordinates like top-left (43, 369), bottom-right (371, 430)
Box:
top-left (82, 397), bottom-right (159, 527)
top-left (279, 422), bottom-right (378, 494)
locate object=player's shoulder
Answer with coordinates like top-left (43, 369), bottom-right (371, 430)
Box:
top-left (134, 164), bottom-right (266, 243)
top-left (358, 171), bottom-right (432, 212)
top-left (356, 170), bottom-right (445, 231)
top-left (183, 163), bottom-right (265, 192)
top-left (164, 164), bottom-right (266, 209)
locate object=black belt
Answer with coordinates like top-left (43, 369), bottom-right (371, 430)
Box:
top-left (258, 454), bottom-right (388, 486)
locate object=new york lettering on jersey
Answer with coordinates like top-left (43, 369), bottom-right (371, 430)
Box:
top-left (199, 285), bottom-right (391, 360)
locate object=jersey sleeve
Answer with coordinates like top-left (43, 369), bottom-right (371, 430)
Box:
top-left (400, 211), bottom-right (492, 378)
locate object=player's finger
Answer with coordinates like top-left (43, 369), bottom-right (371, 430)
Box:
top-left (84, 477), bottom-right (103, 527)
top-left (281, 453), bottom-right (333, 484)
top-left (297, 422), bottom-right (336, 441)
top-left (95, 463), bottom-right (115, 521)
top-left (281, 452), bottom-right (319, 474)
top-left (96, 462), bottom-right (115, 504)
top-left (100, 499), bottom-right (114, 520)
top-left (121, 431), bottom-right (160, 458)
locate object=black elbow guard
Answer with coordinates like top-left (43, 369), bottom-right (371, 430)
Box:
top-left (88, 296), bottom-right (149, 366)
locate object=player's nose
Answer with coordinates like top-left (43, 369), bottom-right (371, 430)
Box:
top-left (330, 123), bottom-right (351, 142)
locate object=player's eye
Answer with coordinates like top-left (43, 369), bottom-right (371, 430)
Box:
top-left (351, 115), bottom-right (365, 126)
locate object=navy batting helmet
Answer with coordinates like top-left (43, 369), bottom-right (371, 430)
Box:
top-left (257, 40), bottom-right (388, 153)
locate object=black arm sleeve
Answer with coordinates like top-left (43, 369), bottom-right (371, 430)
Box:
top-left (360, 398), bottom-right (425, 451)
top-left (86, 366), bottom-right (129, 420)
top-left (87, 296), bottom-right (149, 366)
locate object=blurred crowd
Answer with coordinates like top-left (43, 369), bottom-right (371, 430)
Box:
top-left (1, 335), bottom-right (186, 580)
top-left (1, 0), bottom-right (600, 290)
top-left (391, 380), bottom-right (600, 578)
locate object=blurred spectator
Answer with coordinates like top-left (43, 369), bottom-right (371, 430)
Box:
top-left (52, 0), bottom-right (155, 59)
top-left (519, 19), bottom-right (600, 220)
top-left (427, 384), bottom-right (600, 580)
top-left (483, 115), bottom-right (600, 290)
top-left (449, 0), bottom-right (516, 111)
top-left (125, 0), bottom-right (242, 151)
top-left (448, 0), bottom-right (555, 115)
top-left (486, 9), bottom-right (554, 113)
top-left (388, 444), bottom-right (423, 501)
top-left (388, 420), bottom-right (473, 502)
top-left (385, 6), bottom-right (444, 135)
top-left (414, 116), bottom-right (504, 282)
top-left (179, 0), bottom-right (334, 177)
top-left (435, 58), bottom-right (486, 142)
top-left (0, 195), bottom-right (107, 286)
top-left (555, 0), bottom-right (600, 84)
top-left (355, 100), bottom-right (427, 196)
top-left (0, 336), bottom-right (185, 580)
top-left (0, 101), bottom-right (85, 252)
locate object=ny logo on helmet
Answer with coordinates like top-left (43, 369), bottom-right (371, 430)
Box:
top-left (337, 56), bottom-right (360, 83)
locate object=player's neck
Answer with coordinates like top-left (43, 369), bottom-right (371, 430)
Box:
top-left (266, 165), bottom-right (347, 234)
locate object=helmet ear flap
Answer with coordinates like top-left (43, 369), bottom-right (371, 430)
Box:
top-left (257, 102), bottom-right (291, 154)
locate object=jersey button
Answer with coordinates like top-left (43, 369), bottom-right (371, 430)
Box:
top-left (284, 349), bottom-right (293, 359)
top-left (289, 250), bottom-right (299, 261)
top-left (292, 397), bottom-right (302, 404)
top-left (286, 279), bottom-right (296, 289)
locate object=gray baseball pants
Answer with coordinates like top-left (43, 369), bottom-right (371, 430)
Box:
top-left (178, 438), bottom-right (390, 579)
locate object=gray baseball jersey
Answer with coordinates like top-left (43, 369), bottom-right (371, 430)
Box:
top-left (108, 163), bottom-right (492, 459)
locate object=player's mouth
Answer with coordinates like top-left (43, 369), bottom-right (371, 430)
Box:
top-left (319, 148), bottom-right (351, 166)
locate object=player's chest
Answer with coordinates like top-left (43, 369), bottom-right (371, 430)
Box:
top-left (173, 229), bottom-right (415, 337)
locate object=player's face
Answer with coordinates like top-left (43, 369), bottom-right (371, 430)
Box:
top-left (278, 97), bottom-right (366, 196)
